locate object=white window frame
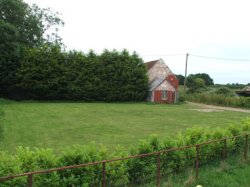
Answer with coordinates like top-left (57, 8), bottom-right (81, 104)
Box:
top-left (161, 90), bottom-right (168, 100)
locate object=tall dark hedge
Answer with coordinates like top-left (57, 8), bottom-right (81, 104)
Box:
top-left (12, 45), bottom-right (148, 101)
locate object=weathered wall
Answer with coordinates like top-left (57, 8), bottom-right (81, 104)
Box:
top-left (147, 59), bottom-right (173, 82)
top-left (166, 74), bottom-right (179, 90)
top-left (153, 90), bottom-right (174, 103)
top-left (155, 80), bottom-right (175, 92)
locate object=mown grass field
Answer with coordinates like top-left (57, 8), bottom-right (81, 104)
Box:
top-left (0, 101), bottom-right (249, 153)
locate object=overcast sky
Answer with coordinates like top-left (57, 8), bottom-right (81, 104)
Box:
top-left (24, 0), bottom-right (250, 84)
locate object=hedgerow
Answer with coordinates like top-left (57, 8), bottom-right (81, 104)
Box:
top-left (186, 93), bottom-right (250, 108)
top-left (0, 118), bottom-right (249, 186)
top-left (0, 100), bottom-right (4, 142)
top-left (1, 46), bottom-right (148, 102)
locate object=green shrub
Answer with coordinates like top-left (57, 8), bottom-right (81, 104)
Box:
top-left (128, 138), bottom-right (157, 184)
top-left (15, 147), bottom-right (60, 186)
top-left (0, 152), bottom-right (26, 187)
top-left (160, 137), bottom-right (186, 173)
top-left (186, 93), bottom-right (250, 108)
top-left (106, 145), bottom-right (129, 186)
top-left (58, 144), bottom-right (107, 186)
top-left (215, 87), bottom-right (234, 96)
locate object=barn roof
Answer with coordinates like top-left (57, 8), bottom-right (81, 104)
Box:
top-left (149, 78), bottom-right (165, 91)
top-left (144, 59), bottom-right (175, 75)
top-left (149, 78), bottom-right (176, 91)
top-left (236, 86), bottom-right (250, 97)
top-left (242, 86), bottom-right (250, 91)
top-left (144, 60), bottom-right (158, 70)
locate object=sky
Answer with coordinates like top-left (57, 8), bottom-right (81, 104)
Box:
top-left (24, 0), bottom-right (250, 84)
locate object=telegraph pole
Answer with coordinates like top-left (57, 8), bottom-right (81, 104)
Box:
top-left (183, 53), bottom-right (189, 93)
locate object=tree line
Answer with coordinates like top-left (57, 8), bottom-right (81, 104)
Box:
top-left (0, 0), bottom-right (148, 101)
top-left (176, 73), bottom-right (214, 93)
top-left (176, 73), bottom-right (214, 86)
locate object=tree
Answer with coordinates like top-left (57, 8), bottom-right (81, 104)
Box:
top-left (194, 73), bottom-right (214, 86)
top-left (0, 20), bottom-right (20, 95)
top-left (187, 75), bottom-right (205, 93)
top-left (176, 74), bottom-right (184, 85)
top-left (186, 73), bottom-right (214, 88)
top-left (0, 0), bottom-right (64, 47)
top-left (0, 0), bottom-right (63, 97)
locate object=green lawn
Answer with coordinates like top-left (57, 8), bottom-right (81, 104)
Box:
top-left (0, 101), bottom-right (249, 153)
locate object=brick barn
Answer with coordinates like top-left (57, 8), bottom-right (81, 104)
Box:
top-left (145, 59), bottom-right (179, 104)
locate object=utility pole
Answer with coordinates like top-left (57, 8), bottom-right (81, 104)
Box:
top-left (183, 53), bottom-right (189, 93)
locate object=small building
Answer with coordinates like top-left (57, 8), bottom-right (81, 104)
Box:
top-left (236, 86), bottom-right (250, 97)
top-left (145, 59), bottom-right (179, 103)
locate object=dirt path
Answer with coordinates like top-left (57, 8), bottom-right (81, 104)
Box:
top-left (187, 102), bottom-right (250, 114)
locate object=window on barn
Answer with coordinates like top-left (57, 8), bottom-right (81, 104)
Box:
top-left (161, 91), bottom-right (167, 100)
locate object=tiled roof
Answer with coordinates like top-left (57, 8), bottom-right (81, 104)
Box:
top-left (148, 78), bottom-right (165, 91)
top-left (235, 86), bottom-right (250, 96)
top-left (242, 86), bottom-right (250, 91)
top-left (149, 78), bottom-right (176, 91)
top-left (144, 60), bottom-right (158, 70)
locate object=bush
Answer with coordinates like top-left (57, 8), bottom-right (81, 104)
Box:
top-left (58, 144), bottom-right (107, 186)
top-left (186, 93), bottom-right (250, 108)
top-left (215, 87), bottom-right (234, 96)
top-left (0, 152), bottom-right (26, 187)
top-left (106, 145), bottom-right (129, 186)
top-left (128, 137), bottom-right (158, 184)
top-left (161, 137), bottom-right (186, 173)
top-left (187, 77), bottom-right (206, 93)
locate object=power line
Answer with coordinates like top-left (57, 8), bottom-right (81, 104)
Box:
top-left (141, 53), bottom-right (250, 62)
top-left (189, 54), bottom-right (250, 62)
top-left (141, 54), bottom-right (185, 57)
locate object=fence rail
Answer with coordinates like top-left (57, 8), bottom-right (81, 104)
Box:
top-left (0, 134), bottom-right (249, 187)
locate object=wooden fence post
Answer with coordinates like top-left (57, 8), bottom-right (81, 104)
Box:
top-left (27, 174), bottom-right (33, 187)
top-left (195, 145), bottom-right (200, 180)
top-left (244, 134), bottom-right (248, 160)
top-left (156, 153), bottom-right (161, 187)
top-left (102, 162), bottom-right (106, 187)
top-left (223, 139), bottom-right (227, 161)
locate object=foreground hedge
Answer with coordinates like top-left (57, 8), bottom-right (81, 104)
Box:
top-left (0, 118), bottom-right (249, 186)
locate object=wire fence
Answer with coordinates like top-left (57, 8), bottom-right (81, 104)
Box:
top-left (0, 134), bottom-right (249, 187)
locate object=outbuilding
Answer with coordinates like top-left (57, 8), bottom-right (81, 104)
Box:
top-left (236, 86), bottom-right (250, 97)
top-left (145, 59), bottom-right (179, 103)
